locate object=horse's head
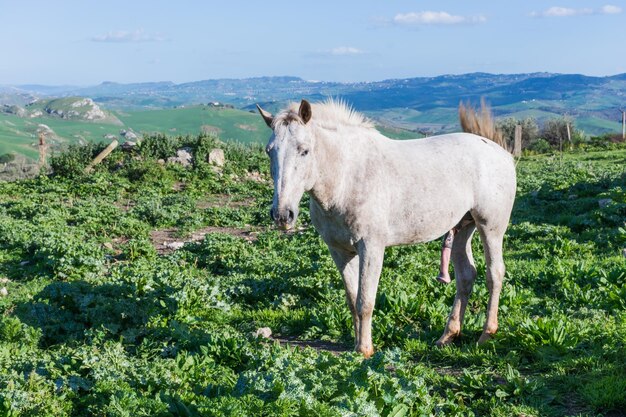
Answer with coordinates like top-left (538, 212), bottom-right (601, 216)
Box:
top-left (257, 100), bottom-right (316, 230)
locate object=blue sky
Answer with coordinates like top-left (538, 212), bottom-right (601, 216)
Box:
top-left (1, 0), bottom-right (624, 85)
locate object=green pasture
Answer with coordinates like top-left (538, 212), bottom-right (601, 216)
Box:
top-left (0, 135), bottom-right (624, 416)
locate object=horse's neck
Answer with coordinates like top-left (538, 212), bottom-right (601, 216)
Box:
top-left (309, 127), bottom-right (380, 211)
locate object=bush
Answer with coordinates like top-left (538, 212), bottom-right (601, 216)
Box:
top-left (497, 117), bottom-right (539, 149)
top-left (49, 142), bottom-right (109, 177)
top-left (137, 133), bottom-right (182, 159)
top-left (526, 138), bottom-right (552, 154)
top-left (540, 117), bottom-right (584, 149)
top-left (0, 153), bottom-right (16, 164)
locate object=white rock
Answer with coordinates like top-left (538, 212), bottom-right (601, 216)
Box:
top-left (598, 199), bottom-right (613, 208)
top-left (164, 241), bottom-right (185, 250)
top-left (208, 149), bottom-right (225, 167)
top-left (167, 148), bottom-right (193, 167)
top-left (254, 327), bottom-right (272, 339)
top-left (0, 287), bottom-right (7, 297)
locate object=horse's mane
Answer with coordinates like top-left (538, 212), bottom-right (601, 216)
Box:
top-left (276, 98), bottom-right (375, 130)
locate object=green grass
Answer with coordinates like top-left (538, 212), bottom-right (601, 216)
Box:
top-left (115, 105), bottom-right (269, 144)
top-left (0, 136), bottom-right (625, 416)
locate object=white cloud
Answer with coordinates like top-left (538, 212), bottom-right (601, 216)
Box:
top-left (393, 11), bottom-right (486, 26)
top-left (92, 29), bottom-right (167, 43)
top-left (329, 46), bottom-right (365, 56)
top-left (600, 4), bottom-right (622, 14)
top-left (531, 5), bottom-right (621, 17)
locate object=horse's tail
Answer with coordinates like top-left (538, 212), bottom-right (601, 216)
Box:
top-left (459, 99), bottom-right (508, 150)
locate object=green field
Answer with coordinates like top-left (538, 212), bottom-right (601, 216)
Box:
top-left (0, 136), bottom-right (624, 416)
top-left (114, 106), bottom-right (268, 144)
top-left (0, 105), bottom-right (419, 161)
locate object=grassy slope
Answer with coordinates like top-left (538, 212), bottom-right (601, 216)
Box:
top-left (0, 106), bottom-right (426, 160)
top-left (0, 140), bottom-right (624, 416)
top-left (115, 106), bottom-right (269, 144)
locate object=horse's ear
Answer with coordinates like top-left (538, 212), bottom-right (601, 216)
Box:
top-left (256, 104), bottom-right (274, 128)
top-left (299, 100), bottom-right (312, 124)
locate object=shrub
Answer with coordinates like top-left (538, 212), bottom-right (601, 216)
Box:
top-left (496, 117), bottom-right (539, 149)
top-left (540, 117), bottom-right (584, 149)
top-left (0, 153), bottom-right (16, 164)
top-left (137, 133), bottom-right (181, 159)
top-left (49, 142), bottom-right (109, 177)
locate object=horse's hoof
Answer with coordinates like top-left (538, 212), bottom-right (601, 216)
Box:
top-left (356, 346), bottom-right (375, 358)
top-left (436, 274), bottom-right (451, 284)
top-left (435, 332), bottom-right (459, 347)
top-left (477, 331), bottom-right (495, 344)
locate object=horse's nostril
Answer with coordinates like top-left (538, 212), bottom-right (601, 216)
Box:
top-left (287, 209), bottom-right (295, 222)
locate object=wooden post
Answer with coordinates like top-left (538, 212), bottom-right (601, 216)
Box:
top-left (620, 108), bottom-right (625, 140)
top-left (85, 140), bottom-right (118, 173)
top-left (566, 122), bottom-right (572, 149)
top-left (38, 132), bottom-right (47, 171)
top-left (513, 124), bottom-right (522, 156)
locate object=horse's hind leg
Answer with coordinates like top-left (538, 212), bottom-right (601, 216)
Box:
top-left (475, 226), bottom-right (506, 344)
top-left (436, 223), bottom-right (477, 346)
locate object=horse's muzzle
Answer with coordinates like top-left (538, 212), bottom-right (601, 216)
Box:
top-left (270, 207), bottom-right (296, 230)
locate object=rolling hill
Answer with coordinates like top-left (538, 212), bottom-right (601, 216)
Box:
top-left (1, 72), bottom-right (624, 159)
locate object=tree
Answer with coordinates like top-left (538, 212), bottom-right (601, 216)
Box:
top-left (496, 117), bottom-right (539, 149)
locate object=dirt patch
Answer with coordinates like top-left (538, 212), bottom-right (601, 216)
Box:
top-left (237, 124), bottom-right (258, 132)
top-left (113, 199), bottom-right (135, 212)
top-left (196, 195), bottom-right (256, 210)
top-left (150, 226), bottom-right (258, 255)
top-left (201, 125), bottom-right (223, 135)
top-left (274, 336), bottom-right (351, 356)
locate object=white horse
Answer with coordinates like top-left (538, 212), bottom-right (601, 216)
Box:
top-left (257, 99), bottom-right (516, 357)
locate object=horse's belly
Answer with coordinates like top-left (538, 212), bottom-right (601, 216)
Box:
top-left (383, 185), bottom-right (474, 246)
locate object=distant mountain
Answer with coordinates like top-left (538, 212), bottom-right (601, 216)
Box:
top-left (3, 72), bottom-right (626, 134)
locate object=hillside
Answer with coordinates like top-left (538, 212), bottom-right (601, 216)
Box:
top-left (0, 101), bottom-right (420, 160)
top-left (6, 72), bottom-right (626, 135)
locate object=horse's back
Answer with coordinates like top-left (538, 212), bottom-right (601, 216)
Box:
top-left (377, 133), bottom-right (516, 244)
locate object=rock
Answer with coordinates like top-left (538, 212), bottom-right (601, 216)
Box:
top-left (19, 261), bottom-right (30, 266)
top-left (167, 148), bottom-right (193, 167)
top-left (0, 287), bottom-right (7, 297)
top-left (622, 248), bottom-right (626, 258)
top-left (120, 129), bottom-right (138, 140)
top-left (598, 199), bottom-right (613, 208)
top-left (103, 242), bottom-right (114, 250)
top-left (121, 141), bottom-right (137, 151)
top-left (208, 149), bottom-right (225, 167)
top-left (0, 277), bottom-right (9, 284)
top-left (246, 171), bottom-right (264, 183)
top-left (254, 327), bottom-right (272, 339)
top-left (568, 194), bottom-right (578, 200)
top-left (157, 159), bottom-right (165, 165)
top-left (104, 134), bottom-right (117, 141)
top-left (37, 124), bottom-right (55, 137)
top-left (164, 241), bottom-right (185, 250)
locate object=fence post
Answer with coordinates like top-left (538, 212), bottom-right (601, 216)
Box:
top-left (513, 124), bottom-right (522, 156)
top-left (619, 109), bottom-right (626, 139)
top-left (85, 140), bottom-right (119, 173)
top-left (38, 132), bottom-right (47, 172)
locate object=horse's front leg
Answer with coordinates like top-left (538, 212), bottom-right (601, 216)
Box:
top-left (355, 240), bottom-right (385, 358)
top-left (328, 248), bottom-right (360, 348)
